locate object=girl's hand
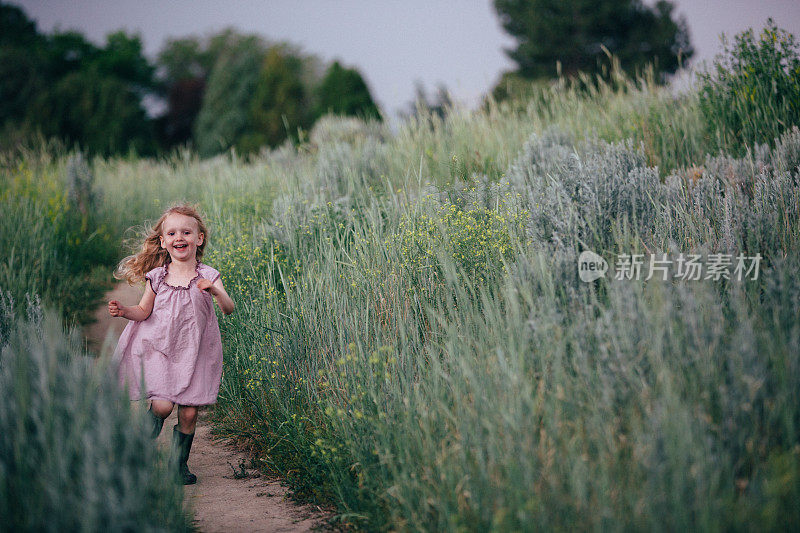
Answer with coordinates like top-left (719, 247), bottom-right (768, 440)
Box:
top-left (108, 300), bottom-right (125, 318)
top-left (196, 278), bottom-right (214, 293)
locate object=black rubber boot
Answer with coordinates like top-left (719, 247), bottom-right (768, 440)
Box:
top-left (171, 425), bottom-right (197, 485)
top-left (147, 407), bottom-right (165, 439)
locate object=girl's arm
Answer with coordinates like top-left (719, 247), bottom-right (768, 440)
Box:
top-left (108, 282), bottom-right (156, 321)
top-left (197, 278), bottom-right (235, 315)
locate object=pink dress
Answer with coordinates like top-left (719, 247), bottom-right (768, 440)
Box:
top-left (114, 262), bottom-right (223, 405)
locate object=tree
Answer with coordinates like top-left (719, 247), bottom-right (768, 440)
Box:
top-left (240, 46), bottom-right (312, 152)
top-left (0, 46), bottom-right (45, 124)
top-left (314, 61), bottom-right (381, 121)
top-left (32, 69), bottom-right (154, 155)
top-left (161, 29), bottom-right (276, 152)
top-left (91, 31), bottom-right (154, 92)
top-left (156, 36), bottom-right (210, 147)
top-left (0, 3), bottom-right (41, 47)
top-left (43, 30), bottom-right (156, 155)
top-left (493, 0), bottom-right (693, 81)
top-left (0, 3), bottom-right (156, 154)
top-left (0, 4), bottom-right (46, 123)
top-left (43, 31), bottom-right (99, 80)
top-left (193, 35), bottom-right (266, 157)
top-left (157, 77), bottom-right (205, 147)
top-left (157, 36), bottom-right (208, 84)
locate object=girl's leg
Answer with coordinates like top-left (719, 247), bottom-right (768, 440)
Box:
top-left (173, 405), bottom-right (199, 484)
top-left (148, 399), bottom-right (174, 438)
top-left (150, 399), bottom-right (174, 419)
top-left (177, 405), bottom-right (198, 434)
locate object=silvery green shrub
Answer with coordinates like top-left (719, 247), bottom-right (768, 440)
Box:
top-left (507, 131), bottom-right (661, 250)
top-left (65, 153), bottom-right (96, 214)
top-left (313, 138), bottom-right (390, 199)
top-left (0, 296), bottom-right (191, 532)
top-left (760, 125), bottom-right (800, 175)
top-left (309, 115), bottom-right (386, 147)
top-left (505, 127), bottom-right (800, 264)
top-left (658, 127), bottom-right (800, 257)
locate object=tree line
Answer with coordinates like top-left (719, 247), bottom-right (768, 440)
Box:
top-left (0, 3), bottom-right (380, 156)
top-left (1, 0), bottom-right (693, 156)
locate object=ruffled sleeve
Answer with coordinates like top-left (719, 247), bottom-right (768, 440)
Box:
top-left (145, 266), bottom-right (164, 293)
top-left (199, 264), bottom-right (221, 284)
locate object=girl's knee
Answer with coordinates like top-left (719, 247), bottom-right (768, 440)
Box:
top-left (150, 399), bottom-right (174, 418)
top-left (178, 405), bottom-right (198, 425)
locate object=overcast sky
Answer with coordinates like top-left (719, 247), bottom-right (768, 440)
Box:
top-left (14, 0), bottom-right (800, 116)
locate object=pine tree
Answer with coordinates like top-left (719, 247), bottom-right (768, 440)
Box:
top-left (494, 0), bottom-right (693, 80)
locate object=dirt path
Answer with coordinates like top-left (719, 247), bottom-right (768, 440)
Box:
top-left (84, 282), bottom-right (141, 354)
top-left (86, 283), bottom-right (329, 532)
top-left (158, 409), bottom-right (325, 533)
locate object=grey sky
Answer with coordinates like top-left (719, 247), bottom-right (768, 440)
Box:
top-left (14, 0), bottom-right (800, 116)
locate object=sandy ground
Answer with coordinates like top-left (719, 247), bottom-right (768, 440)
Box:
top-left (86, 283), bottom-right (330, 532)
top-left (84, 282), bottom-right (141, 355)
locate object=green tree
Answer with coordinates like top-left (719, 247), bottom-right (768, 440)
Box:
top-left (240, 46), bottom-right (312, 151)
top-left (157, 36), bottom-right (209, 84)
top-left (157, 29), bottom-right (266, 148)
top-left (493, 0), bottom-right (693, 80)
top-left (156, 77), bottom-right (205, 147)
top-left (314, 61), bottom-right (381, 120)
top-left (43, 31), bottom-right (99, 80)
top-left (91, 31), bottom-right (154, 91)
top-left (40, 30), bottom-right (156, 155)
top-left (0, 47), bottom-right (45, 124)
top-left (156, 30), bottom-right (248, 85)
top-left (0, 3), bottom-right (41, 47)
top-left (156, 36), bottom-right (208, 147)
top-left (193, 34), bottom-right (266, 156)
top-left (0, 4), bottom-right (47, 124)
top-left (1, 4), bottom-right (157, 154)
top-left (32, 69), bottom-right (154, 155)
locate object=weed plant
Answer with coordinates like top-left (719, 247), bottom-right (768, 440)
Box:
top-left (0, 151), bottom-right (116, 325)
top-left (0, 295), bottom-right (191, 532)
top-left (205, 126), bottom-right (800, 530)
top-left (698, 19), bottom-right (800, 156)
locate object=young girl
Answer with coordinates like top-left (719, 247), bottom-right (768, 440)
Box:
top-left (109, 204), bottom-right (234, 485)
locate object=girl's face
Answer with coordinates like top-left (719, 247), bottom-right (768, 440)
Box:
top-left (159, 213), bottom-right (204, 263)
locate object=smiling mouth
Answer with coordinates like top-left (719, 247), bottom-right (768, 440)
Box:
top-left (174, 244), bottom-right (188, 249)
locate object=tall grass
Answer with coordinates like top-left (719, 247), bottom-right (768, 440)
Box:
top-left (5, 28), bottom-right (798, 528)
top-left (0, 150), bottom-right (117, 325)
top-left (0, 294), bottom-right (192, 531)
top-left (202, 126), bottom-right (800, 530)
top-left (73, 65), bottom-right (799, 529)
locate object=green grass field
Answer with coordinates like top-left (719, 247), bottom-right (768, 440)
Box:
top-left (2, 28), bottom-right (800, 530)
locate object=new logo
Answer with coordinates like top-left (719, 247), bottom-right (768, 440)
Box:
top-left (578, 250), bottom-right (608, 282)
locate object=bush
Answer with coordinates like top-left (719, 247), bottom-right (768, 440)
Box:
top-left (0, 153), bottom-right (116, 325)
top-left (698, 19), bottom-right (800, 155)
top-left (0, 295), bottom-right (191, 532)
top-left (507, 131), bottom-right (661, 249)
top-left (396, 189), bottom-right (525, 287)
